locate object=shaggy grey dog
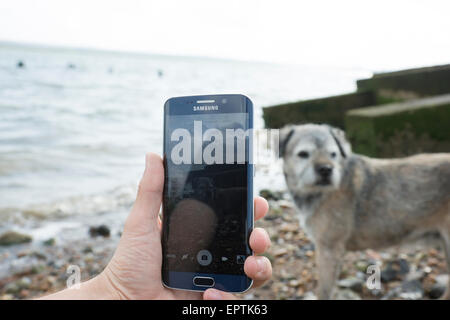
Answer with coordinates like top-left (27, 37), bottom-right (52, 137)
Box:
top-left (278, 124), bottom-right (450, 299)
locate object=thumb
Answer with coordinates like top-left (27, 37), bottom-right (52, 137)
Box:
top-left (203, 288), bottom-right (238, 300)
top-left (123, 153), bottom-right (164, 234)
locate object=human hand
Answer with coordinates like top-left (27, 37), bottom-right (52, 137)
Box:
top-left (95, 153), bottom-right (271, 299)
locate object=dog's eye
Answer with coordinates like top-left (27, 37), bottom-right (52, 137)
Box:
top-left (331, 152), bottom-right (337, 158)
top-left (297, 151), bottom-right (309, 158)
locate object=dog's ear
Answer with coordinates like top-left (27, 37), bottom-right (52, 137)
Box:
top-left (276, 125), bottom-right (295, 158)
top-left (328, 126), bottom-right (352, 158)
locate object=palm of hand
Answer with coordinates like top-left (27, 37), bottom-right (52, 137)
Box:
top-left (103, 220), bottom-right (202, 300)
top-left (99, 153), bottom-right (270, 300)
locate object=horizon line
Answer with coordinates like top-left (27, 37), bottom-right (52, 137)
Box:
top-left (0, 39), bottom-right (286, 67)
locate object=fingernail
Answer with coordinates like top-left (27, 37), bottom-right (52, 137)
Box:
top-left (206, 289), bottom-right (222, 300)
top-left (145, 153), bottom-right (151, 170)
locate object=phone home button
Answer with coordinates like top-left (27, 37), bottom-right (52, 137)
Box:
top-left (193, 276), bottom-right (215, 287)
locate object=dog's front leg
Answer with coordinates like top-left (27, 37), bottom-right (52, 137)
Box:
top-left (315, 244), bottom-right (344, 300)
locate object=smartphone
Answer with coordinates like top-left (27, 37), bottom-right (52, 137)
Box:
top-left (161, 94), bottom-right (254, 292)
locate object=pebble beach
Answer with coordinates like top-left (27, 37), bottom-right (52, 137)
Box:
top-left (1, 189), bottom-right (448, 300)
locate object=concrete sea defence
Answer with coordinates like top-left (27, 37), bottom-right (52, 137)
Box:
top-left (346, 94), bottom-right (450, 157)
top-left (263, 64), bottom-right (450, 157)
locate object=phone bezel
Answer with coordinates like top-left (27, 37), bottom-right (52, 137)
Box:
top-left (161, 94), bottom-right (254, 293)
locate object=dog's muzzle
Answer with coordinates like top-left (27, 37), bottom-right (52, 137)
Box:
top-left (315, 164), bottom-right (333, 185)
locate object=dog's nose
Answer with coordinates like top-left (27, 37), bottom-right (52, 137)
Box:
top-left (316, 164), bottom-right (333, 177)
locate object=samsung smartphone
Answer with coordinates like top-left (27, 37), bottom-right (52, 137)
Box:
top-left (161, 94), bottom-right (253, 292)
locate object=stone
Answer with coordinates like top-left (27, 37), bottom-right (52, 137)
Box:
top-left (19, 289), bottom-right (30, 298)
top-left (43, 238), bottom-right (56, 246)
top-left (380, 259), bottom-right (410, 283)
top-left (4, 282), bottom-right (20, 294)
top-left (277, 200), bottom-right (294, 209)
top-left (4, 277), bottom-right (32, 295)
top-left (399, 279), bottom-right (424, 300)
top-left (302, 291), bottom-right (317, 300)
top-left (82, 246), bottom-right (93, 253)
top-left (17, 277), bottom-right (32, 289)
top-left (279, 223), bottom-right (299, 233)
top-left (31, 251), bottom-right (47, 260)
top-left (428, 284), bottom-right (446, 299)
top-left (428, 274), bottom-right (449, 299)
top-left (383, 279), bottom-right (424, 300)
top-left (338, 277), bottom-right (364, 293)
top-left (334, 288), bottom-right (362, 300)
top-left (405, 268), bottom-right (425, 282)
top-left (89, 225), bottom-right (110, 238)
top-left (259, 189), bottom-right (284, 201)
top-left (355, 260), bottom-right (370, 273)
top-left (0, 231), bottom-right (32, 246)
top-left (288, 279), bottom-right (301, 288)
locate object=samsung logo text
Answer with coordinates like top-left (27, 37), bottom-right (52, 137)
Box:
top-left (193, 105), bottom-right (219, 111)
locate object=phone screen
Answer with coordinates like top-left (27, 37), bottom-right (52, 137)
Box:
top-left (162, 95), bottom-right (252, 279)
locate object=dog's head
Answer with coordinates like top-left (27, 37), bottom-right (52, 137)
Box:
top-left (278, 124), bottom-right (352, 193)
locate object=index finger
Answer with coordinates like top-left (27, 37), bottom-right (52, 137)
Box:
top-left (254, 196), bottom-right (269, 221)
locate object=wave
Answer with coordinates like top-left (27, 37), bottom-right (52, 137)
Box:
top-left (0, 184), bottom-right (137, 227)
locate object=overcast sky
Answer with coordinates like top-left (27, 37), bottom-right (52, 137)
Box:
top-left (1, 0), bottom-right (449, 71)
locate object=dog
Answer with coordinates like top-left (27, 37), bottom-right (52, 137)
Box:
top-left (278, 123), bottom-right (450, 299)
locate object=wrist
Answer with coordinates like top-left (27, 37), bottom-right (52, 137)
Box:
top-left (87, 270), bottom-right (123, 300)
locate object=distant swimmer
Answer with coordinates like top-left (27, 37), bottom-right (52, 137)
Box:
top-left (157, 69), bottom-right (163, 77)
top-left (67, 63), bottom-right (76, 69)
top-left (17, 60), bottom-right (25, 68)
